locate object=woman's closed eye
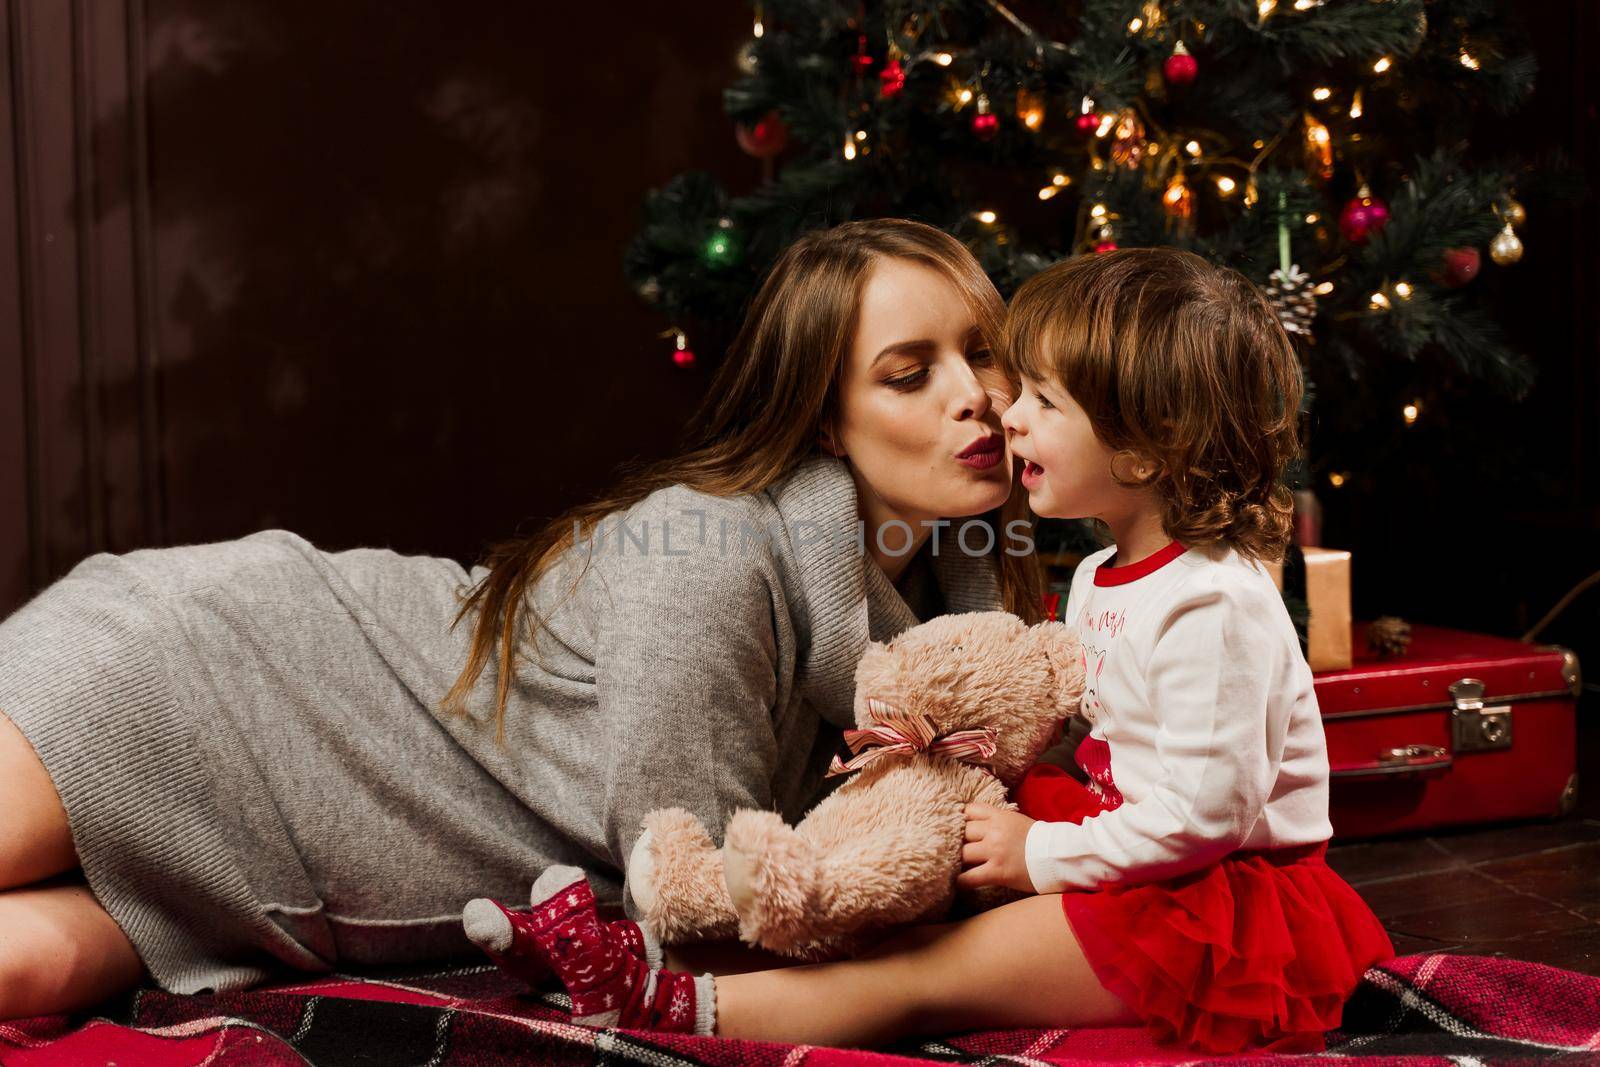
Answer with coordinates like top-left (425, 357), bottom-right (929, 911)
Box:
top-left (885, 367), bottom-right (929, 390)
top-left (1033, 388), bottom-right (1055, 410)
top-left (885, 348), bottom-right (993, 391)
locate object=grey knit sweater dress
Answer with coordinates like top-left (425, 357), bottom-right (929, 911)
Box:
top-left (0, 453), bottom-right (1003, 995)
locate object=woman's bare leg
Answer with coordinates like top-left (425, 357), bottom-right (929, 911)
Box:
top-left (0, 874), bottom-right (145, 1019)
top-left (0, 708), bottom-right (78, 890)
top-left (713, 893), bottom-right (1138, 1047)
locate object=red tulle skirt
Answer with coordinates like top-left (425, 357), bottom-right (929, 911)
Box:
top-left (1016, 764), bottom-right (1396, 1055)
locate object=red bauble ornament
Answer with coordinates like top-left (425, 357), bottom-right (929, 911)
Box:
top-left (1438, 246), bottom-right (1482, 288)
top-left (735, 111), bottom-right (789, 158)
top-left (1076, 112), bottom-right (1100, 135)
top-left (1339, 189), bottom-right (1391, 244)
top-left (878, 59), bottom-right (905, 98)
top-left (1095, 240), bottom-right (1119, 253)
top-left (972, 111), bottom-right (999, 140)
top-left (1163, 41), bottom-right (1198, 87)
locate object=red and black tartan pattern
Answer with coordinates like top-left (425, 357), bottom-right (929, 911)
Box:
top-left (2, 953), bottom-right (1598, 1065)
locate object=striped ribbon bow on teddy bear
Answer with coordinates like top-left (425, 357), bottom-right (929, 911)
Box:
top-left (825, 699), bottom-right (999, 778)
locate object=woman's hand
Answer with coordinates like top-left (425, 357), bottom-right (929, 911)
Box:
top-left (955, 801), bottom-right (1038, 894)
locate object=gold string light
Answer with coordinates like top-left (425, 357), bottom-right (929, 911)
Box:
top-left (1303, 113), bottom-right (1333, 179)
top-left (1163, 172), bottom-right (1195, 224)
top-left (1017, 89), bottom-right (1046, 130)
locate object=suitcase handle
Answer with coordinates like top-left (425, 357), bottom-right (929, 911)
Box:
top-left (1330, 744), bottom-right (1453, 779)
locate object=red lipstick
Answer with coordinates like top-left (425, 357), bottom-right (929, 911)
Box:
top-left (956, 434), bottom-right (1004, 470)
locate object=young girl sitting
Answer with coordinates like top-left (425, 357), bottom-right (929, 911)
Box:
top-left (462, 247), bottom-right (1395, 1055)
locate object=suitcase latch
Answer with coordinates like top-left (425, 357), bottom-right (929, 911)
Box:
top-left (1449, 677), bottom-right (1513, 753)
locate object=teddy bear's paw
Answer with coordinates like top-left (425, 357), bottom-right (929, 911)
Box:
top-left (626, 808), bottom-right (738, 943)
top-left (723, 809), bottom-right (820, 953)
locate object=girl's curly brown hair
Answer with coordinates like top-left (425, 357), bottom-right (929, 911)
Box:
top-left (1004, 247), bottom-right (1303, 564)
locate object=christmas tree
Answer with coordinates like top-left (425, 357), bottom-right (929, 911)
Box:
top-left (625, 0), bottom-right (1546, 554)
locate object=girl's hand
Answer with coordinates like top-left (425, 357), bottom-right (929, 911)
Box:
top-left (955, 801), bottom-right (1038, 894)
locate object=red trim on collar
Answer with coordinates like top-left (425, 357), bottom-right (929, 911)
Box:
top-left (1093, 540), bottom-right (1187, 586)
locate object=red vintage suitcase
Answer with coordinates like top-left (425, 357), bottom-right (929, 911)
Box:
top-left (1318, 623), bottom-right (1584, 839)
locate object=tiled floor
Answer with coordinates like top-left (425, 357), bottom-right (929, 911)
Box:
top-left (1325, 699), bottom-right (1600, 976)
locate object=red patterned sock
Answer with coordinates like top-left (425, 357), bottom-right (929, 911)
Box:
top-left (463, 897), bottom-right (554, 986)
top-left (463, 897), bottom-right (660, 989)
top-left (521, 866), bottom-right (653, 1026)
top-left (616, 966), bottom-right (716, 1034)
top-left (607, 916), bottom-right (660, 966)
top-left (499, 865), bottom-right (714, 1033)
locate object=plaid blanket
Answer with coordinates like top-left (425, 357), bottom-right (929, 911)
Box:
top-left (2, 953), bottom-right (1598, 1065)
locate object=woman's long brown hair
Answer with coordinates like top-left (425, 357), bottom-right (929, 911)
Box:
top-left (443, 218), bottom-right (1046, 743)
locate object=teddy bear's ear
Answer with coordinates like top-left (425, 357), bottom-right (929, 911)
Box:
top-left (1030, 620), bottom-right (1087, 716)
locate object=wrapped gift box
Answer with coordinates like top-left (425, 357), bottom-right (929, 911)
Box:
top-left (1266, 546), bottom-right (1353, 672)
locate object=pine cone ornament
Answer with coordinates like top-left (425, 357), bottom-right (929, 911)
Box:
top-left (1365, 616), bottom-right (1413, 658)
top-left (1266, 264), bottom-right (1318, 340)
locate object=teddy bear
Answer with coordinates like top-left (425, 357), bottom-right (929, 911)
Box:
top-left (624, 609), bottom-right (1085, 961)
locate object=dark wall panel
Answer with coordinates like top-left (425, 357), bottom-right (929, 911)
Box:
top-left (1, 0), bottom-right (33, 613)
top-left (0, 0), bottom-right (757, 619)
top-left (138, 0), bottom-right (756, 566)
top-left (2, 0), bottom-right (162, 618)
top-left (9, 0), bottom-right (94, 594)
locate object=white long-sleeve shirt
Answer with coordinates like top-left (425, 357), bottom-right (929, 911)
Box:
top-left (1023, 539), bottom-right (1334, 894)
